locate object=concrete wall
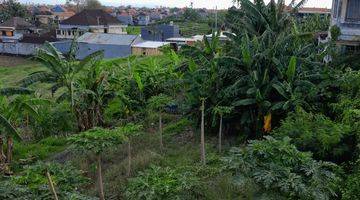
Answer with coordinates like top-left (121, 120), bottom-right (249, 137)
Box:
top-left (132, 47), bottom-right (162, 56)
top-left (0, 42), bottom-right (42, 56)
top-left (141, 25), bottom-right (180, 41)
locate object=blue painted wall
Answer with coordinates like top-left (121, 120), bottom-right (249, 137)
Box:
top-left (141, 25), bottom-right (180, 41)
top-left (76, 43), bottom-right (131, 59)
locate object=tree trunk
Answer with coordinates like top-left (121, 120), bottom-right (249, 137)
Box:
top-left (6, 136), bottom-right (13, 164)
top-left (200, 99), bottom-right (206, 165)
top-left (218, 115), bottom-right (223, 153)
top-left (97, 154), bottom-right (105, 200)
top-left (46, 170), bottom-right (59, 200)
top-left (159, 114), bottom-right (163, 152)
top-left (0, 136), bottom-right (6, 164)
top-left (127, 140), bottom-right (131, 177)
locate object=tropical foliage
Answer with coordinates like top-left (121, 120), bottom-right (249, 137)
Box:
top-left (1, 0), bottom-right (360, 199)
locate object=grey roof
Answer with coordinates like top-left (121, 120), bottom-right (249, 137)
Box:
top-left (0, 17), bottom-right (33, 29)
top-left (77, 33), bottom-right (139, 45)
top-left (60, 9), bottom-right (122, 26)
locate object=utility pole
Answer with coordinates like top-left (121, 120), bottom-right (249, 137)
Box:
top-left (215, 6), bottom-right (218, 31)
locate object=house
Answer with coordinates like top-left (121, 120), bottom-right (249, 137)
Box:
top-left (50, 5), bottom-right (75, 23)
top-left (0, 29), bottom-right (58, 56)
top-left (56, 9), bottom-right (127, 40)
top-left (137, 14), bottom-right (150, 26)
top-left (53, 32), bottom-right (142, 59)
top-left (117, 13), bottom-right (134, 25)
top-left (297, 7), bottom-right (331, 18)
top-left (165, 37), bottom-right (200, 51)
top-left (331, 0), bottom-right (360, 46)
top-left (132, 41), bottom-right (169, 56)
top-left (141, 23), bottom-right (180, 41)
top-left (51, 5), bottom-right (66, 13)
top-left (35, 10), bottom-right (55, 25)
top-left (0, 17), bottom-right (35, 38)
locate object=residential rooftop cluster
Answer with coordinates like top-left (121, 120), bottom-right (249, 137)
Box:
top-left (0, 1), bottom-right (359, 59)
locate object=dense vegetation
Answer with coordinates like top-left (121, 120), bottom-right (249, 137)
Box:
top-left (1, 0), bottom-right (360, 199)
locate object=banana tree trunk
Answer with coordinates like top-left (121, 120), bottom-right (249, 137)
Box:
top-left (159, 114), bottom-right (163, 152)
top-left (97, 154), bottom-right (105, 200)
top-left (200, 99), bottom-right (206, 165)
top-left (127, 140), bottom-right (131, 177)
top-left (6, 136), bottom-right (13, 164)
top-left (218, 115), bottom-right (223, 153)
top-left (0, 136), bottom-right (6, 164)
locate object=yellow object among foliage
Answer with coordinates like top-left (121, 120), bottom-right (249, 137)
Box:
top-left (263, 113), bottom-right (272, 133)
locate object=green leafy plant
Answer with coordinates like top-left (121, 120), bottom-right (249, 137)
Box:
top-left (68, 127), bottom-right (127, 200)
top-left (342, 161), bottom-right (360, 200)
top-left (125, 165), bottom-right (199, 200)
top-left (273, 108), bottom-right (354, 163)
top-left (222, 136), bottom-right (340, 199)
top-left (0, 161), bottom-right (91, 199)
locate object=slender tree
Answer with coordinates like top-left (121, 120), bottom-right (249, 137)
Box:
top-left (213, 106), bottom-right (233, 153)
top-left (114, 123), bottom-right (142, 177)
top-left (68, 128), bottom-right (126, 200)
top-left (200, 97), bottom-right (206, 165)
top-left (147, 94), bottom-right (173, 152)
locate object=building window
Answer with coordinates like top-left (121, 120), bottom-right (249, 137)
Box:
top-left (346, 0), bottom-right (360, 22)
top-left (68, 30), bottom-right (71, 35)
top-left (56, 30), bottom-right (61, 35)
top-left (2, 31), bottom-right (6, 36)
top-left (104, 28), bottom-right (108, 33)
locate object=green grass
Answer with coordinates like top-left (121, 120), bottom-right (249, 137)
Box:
top-left (13, 136), bottom-right (68, 161)
top-left (0, 64), bottom-right (44, 87)
top-left (126, 26), bottom-right (142, 35)
top-left (177, 22), bottom-right (211, 37)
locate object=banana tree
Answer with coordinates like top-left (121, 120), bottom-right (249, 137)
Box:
top-left (0, 113), bottom-right (20, 167)
top-left (213, 106), bottom-right (233, 153)
top-left (20, 42), bottom-right (103, 108)
top-left (147, 94), bottom-right (173, 152)
top-left (272, 56), bottom-right (315, 113)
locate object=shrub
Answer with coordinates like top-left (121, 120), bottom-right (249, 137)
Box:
top-left (30, 102), bottom-right (76, 139)
top-left (0, 162), bottom-right (93, 199)
top-left (273, 109), bottom-right (354, 162)
top-left (341, 160), bottom-right (360, 200)
top-left (222, 136), bottom-right (340, 199)
top-left (125, 165), bottom-right (200, 200)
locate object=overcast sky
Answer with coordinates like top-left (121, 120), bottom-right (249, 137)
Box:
top-left (19, 0), bottom-right (333, 9)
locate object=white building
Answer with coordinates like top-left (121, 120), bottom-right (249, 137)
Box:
top-left (56, 9), bottom-right (127, 39)
top-left (331, 0), bottom-right (360, 46)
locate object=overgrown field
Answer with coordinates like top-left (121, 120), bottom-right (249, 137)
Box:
top-left (1, 1), bottom-right (360, 200)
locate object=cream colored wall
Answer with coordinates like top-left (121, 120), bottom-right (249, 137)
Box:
top-left (132, 47), bottom-right (163, 56)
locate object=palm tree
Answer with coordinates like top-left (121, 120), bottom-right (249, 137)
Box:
top-left (20, 42), bottom-right (103, 107)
